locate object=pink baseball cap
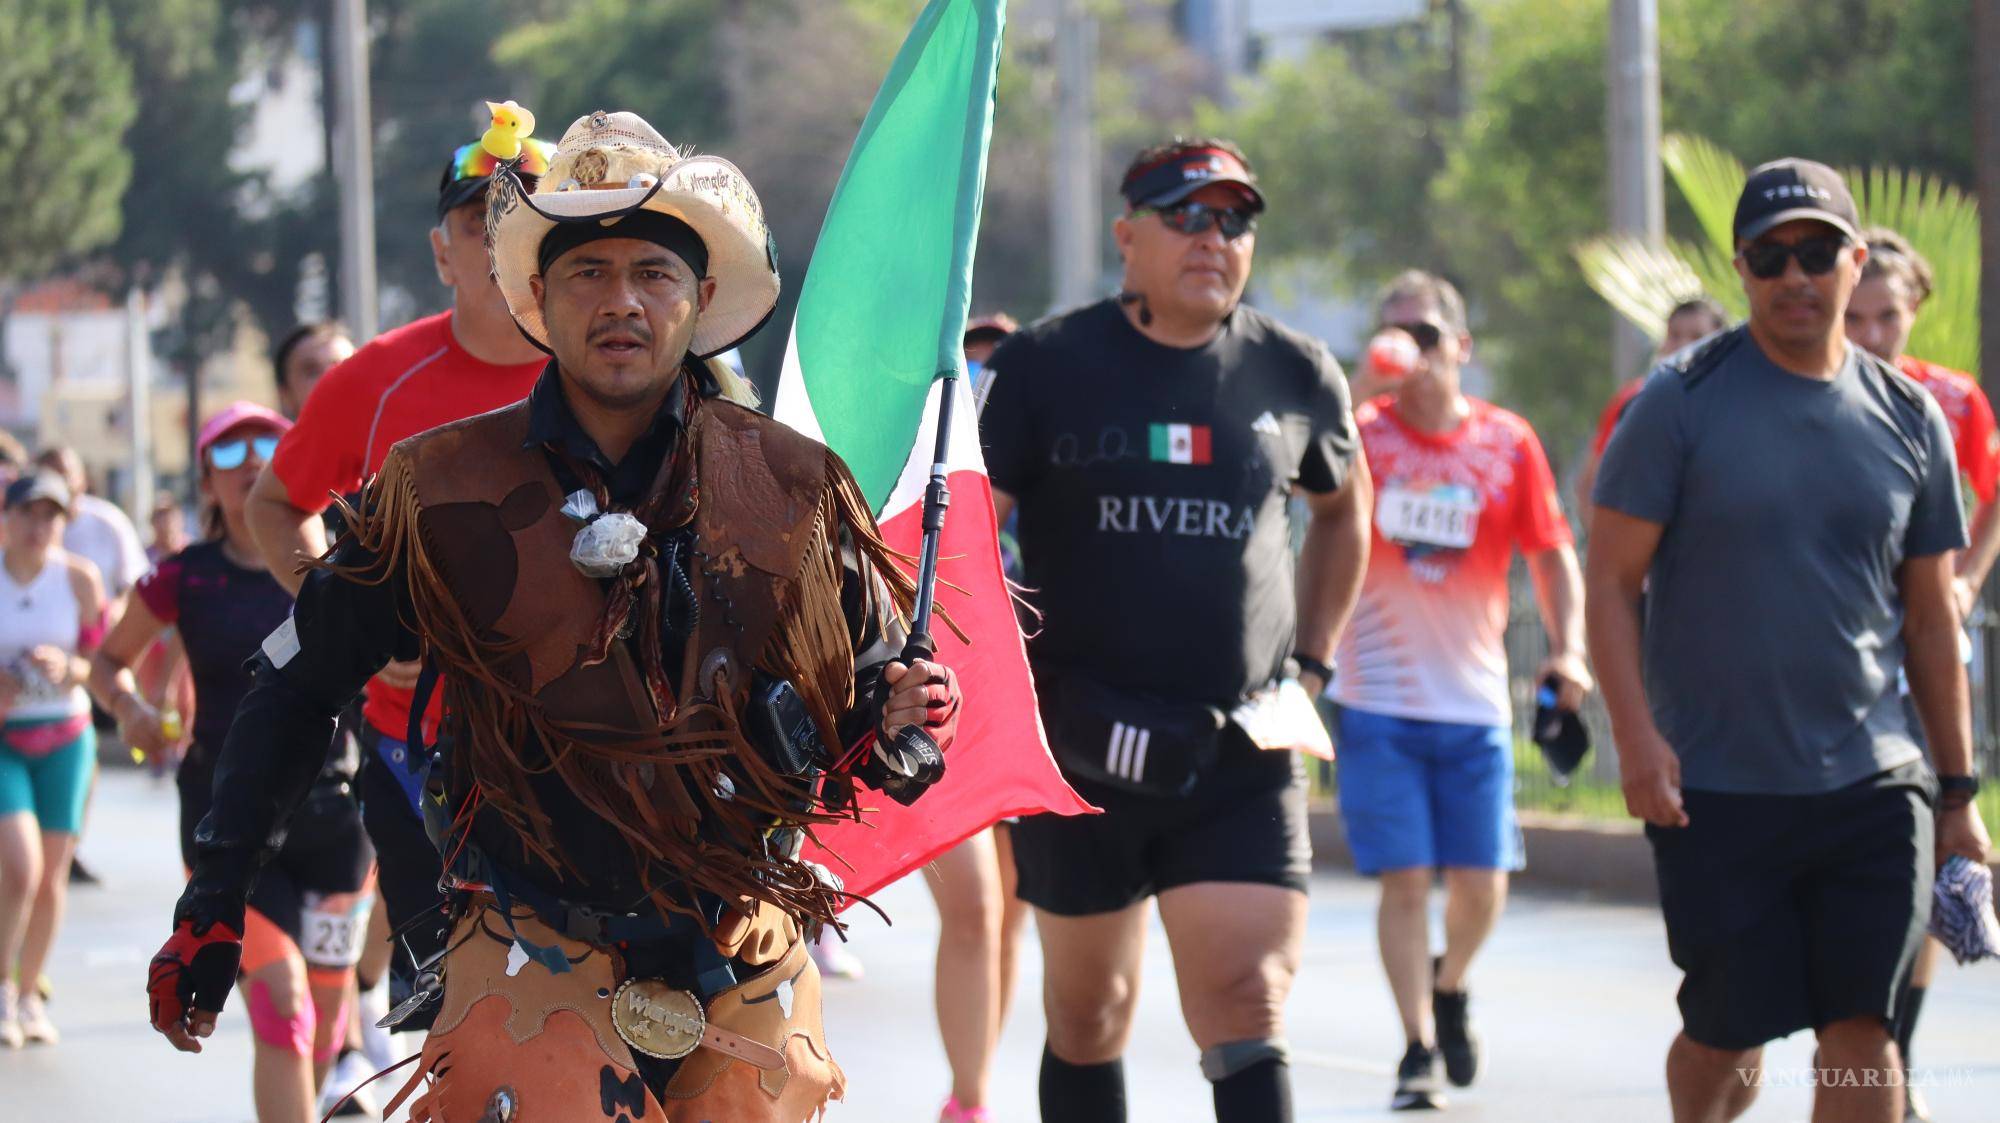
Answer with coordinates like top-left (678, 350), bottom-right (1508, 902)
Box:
top-left (196, 401), bottom-right (291, 456)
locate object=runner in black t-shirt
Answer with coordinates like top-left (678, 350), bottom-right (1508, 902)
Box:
top-left (89, 403), bottom-right (373, 1121)
top-left (979, 138), bottom-right (1370, 1123)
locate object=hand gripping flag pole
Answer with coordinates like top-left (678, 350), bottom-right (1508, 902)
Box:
top-left (862, 375), bottom-right (956, 805)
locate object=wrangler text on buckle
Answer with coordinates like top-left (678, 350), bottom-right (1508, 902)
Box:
top-left (610, 978), bottom-right (705, 1060)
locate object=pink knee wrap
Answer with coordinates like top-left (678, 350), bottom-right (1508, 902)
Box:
top-left (246, 978), bottom-right (317, 1057)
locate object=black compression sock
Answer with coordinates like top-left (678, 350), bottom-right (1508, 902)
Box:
top-left (1040, 1044), bottom-right (1126, 1123)
top-left (1896, 984), bottom-right (1927, 1068)
top-left (1212, 1057), bottom-right (1293, 1123)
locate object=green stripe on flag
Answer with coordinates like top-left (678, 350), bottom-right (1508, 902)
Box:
top-left (791, 0), bottom-right (1007, 511)
top-left (1149, 424), bottom-right (1170, 462)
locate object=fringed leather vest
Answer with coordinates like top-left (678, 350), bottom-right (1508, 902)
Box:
top-left (343, 395), bottom-right (913, 930)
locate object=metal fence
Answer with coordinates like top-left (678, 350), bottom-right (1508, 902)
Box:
top-left (1309, 566), bottom-right (2000, 821)
top-left (1497, 567), bottom-right (2000, 818)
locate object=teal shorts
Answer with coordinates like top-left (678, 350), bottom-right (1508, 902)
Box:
top-left (0, 719), bottom-right (96, 834)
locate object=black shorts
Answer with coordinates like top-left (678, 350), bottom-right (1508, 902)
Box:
top-left (1011, 728), bottom-right (1311, 917)
top-left (1646, 761), bottom-right (1935, 1051)
top-left (176, 761), bottom-right (374, 951)
top-left (357, 736), bottom-right (450, 990)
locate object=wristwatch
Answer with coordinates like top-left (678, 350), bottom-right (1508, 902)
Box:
top-left (1938, 773), bottom-right (1980, 809)
top-left (1291, 652), bottom-right (1335, 688)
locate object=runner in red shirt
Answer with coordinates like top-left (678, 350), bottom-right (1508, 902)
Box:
top-left (244, 129), bottom-right (555, 1028)
top-left (1334, 271), bottom-right (1590, 1110)
top-left (1845, 225), bottom-right (2000, 1123)
top-left (1574, 297), bottom-right (1729, 533)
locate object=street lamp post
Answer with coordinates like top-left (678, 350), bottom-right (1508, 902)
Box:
top-left (1607, 0), bottom-right (1664, 382)
top-left (331, 0), bottom-right (378, 341)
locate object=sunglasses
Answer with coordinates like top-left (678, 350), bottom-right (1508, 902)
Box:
top-left (1135, 201), bottom-right (1258, 241)
top-left (1739, 236), bottom-right (1848, 279)
top-left (1382, 321), bottom-right (1446, 351)
top-left (207, 435), bottom-right (279, 471)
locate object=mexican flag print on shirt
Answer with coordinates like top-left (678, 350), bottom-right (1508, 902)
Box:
top-left (1149, 422), bottom-right (1213, 464)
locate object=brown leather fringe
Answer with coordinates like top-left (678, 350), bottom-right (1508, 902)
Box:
top-left (325, 440), bottom-right (942, 936)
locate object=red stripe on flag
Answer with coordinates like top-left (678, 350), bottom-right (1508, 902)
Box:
top-left (804, 470), bottom-right (1094, 905)
top-left (1190, 425), bottom-right (1212, 465)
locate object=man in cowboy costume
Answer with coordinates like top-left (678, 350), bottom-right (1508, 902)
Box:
top-left (145, 109), bottom-right (963, 1122)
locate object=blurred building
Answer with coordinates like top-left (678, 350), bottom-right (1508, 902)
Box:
top-left (1180, 0), bottom-right (1428, 80)
top-left (2, 277), bottom-right (273, 516)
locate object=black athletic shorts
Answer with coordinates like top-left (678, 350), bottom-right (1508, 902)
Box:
top-left (176, 759), bottom-right (374, 952)
top-left (357, 729), bottom-right (450, 992)
top-left (1011, 725), bottom-right (1311, 917)
top-left (1646, 760), bottom-right (1935, 1051)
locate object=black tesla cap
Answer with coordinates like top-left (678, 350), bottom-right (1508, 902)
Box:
top-left (1733, 158), bottom-right (1860, 244)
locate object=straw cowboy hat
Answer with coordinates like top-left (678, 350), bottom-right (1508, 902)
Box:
top-left (485, 109), bottom-right (780, 359)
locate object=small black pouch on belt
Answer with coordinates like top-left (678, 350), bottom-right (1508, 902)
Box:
top-left (1042, 673), bottom-right (1224, 798)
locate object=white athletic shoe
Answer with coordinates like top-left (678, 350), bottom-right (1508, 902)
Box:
top-left (0, 984), bottom-right (23, 1049)
top-left (808, 928), bottom-right (864, 980)
top-left (358, 984), bottom-right (398, 1071)
top-left (16, 992), bottom-right (57, 1045)
top-left (318, 1050), bottom-right (382, 1118)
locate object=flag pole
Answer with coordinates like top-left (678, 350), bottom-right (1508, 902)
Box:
top-left (903, 371), bottom-right (959, 660)
top-left (865, 369), bottom-right (956, 805)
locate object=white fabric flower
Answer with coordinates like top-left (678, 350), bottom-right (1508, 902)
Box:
top-left (570, 511), bottom-right (648, 577)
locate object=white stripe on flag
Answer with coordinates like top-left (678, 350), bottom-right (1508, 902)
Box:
top-left (772, 321), bottom-right (829, 444)
top-left (1168, 423), bottom-right (1193, 464)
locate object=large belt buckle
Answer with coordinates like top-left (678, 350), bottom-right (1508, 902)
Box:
top-left (610, 978), bottom-right (706, 1060)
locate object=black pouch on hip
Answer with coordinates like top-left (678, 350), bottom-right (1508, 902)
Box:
top-left (1045, 675), bottom-right (1225, 798)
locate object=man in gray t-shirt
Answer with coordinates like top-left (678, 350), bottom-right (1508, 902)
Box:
top-left (1595, 332), bottom-right (1961, 794)
top-left (1587, 157), bottom-right (1991, 1123)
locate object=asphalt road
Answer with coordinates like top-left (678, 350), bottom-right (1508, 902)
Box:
top-left (8, 768), bottom-right (1997, 1121)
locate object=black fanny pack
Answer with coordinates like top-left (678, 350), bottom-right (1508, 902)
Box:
top-left (1043, 674), bottom-right (1225, 798)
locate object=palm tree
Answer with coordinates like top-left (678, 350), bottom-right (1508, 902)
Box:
top-left (1575, 134), bottom-right (1981, 372)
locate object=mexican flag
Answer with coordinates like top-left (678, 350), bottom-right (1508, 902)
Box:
top-left (773, 0), bottom-right (1091, 903)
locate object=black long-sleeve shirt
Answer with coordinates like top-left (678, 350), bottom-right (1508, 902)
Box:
top-left (186, 368), bottom-right (896, 918)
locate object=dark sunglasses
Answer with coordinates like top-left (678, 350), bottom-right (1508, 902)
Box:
top-left (207, 435), bottom-right (279, 471)
top-left (1739, 236), bottom-right (1847, 279)
top-left (1135, 201), bottom-right (1258, 241)
top-left (1382, 321), bottom-right (1446, 351)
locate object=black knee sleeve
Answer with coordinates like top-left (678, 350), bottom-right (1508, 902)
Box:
top-left (1040, 1044), bottom-right (1126, 1123)
top-left (1211, 1056), bottom-right (1292, 1123)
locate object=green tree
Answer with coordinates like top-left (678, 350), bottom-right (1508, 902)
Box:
top-left (0, 0), bottom-right (136, 279)
top-left (1201, 0), bottom-right (1975, 460)
top-left (372, 0), bottom-right (544, 313)
top-left (99, 0), bottom-right (324, 366)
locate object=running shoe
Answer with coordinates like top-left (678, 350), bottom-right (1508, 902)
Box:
top-left (939, 1096), bottom-right (992, 1122)
top-left (1391, 1041), bottom-right (1445, 1111)
top-left (67, 857), bottom-right (100, 886)
top-left (358, 984), bottom-right (399, 1071)
top-left (16, 992), bottom-right (56, 1045)
top-left (0, 984), bottom-right (23, 1049)
top-left (319, 1050), bottom-right (382, 1118)
top-left (809, 928), bottom-right (864, 981)
top-left (1433, 987), bottom-right (1480, 1087)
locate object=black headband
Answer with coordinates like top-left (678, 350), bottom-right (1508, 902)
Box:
top-left (536, 210), bottom-right (710, 280)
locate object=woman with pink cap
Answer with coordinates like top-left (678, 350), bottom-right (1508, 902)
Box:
top-left (90, 403), bottom-right (375, 1123)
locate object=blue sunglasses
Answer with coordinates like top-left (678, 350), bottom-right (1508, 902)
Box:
top-left (207, 435), bottom-right (280, 471)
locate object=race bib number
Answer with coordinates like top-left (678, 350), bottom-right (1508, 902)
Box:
top-left (299, 890), bottom-right (372, 969)
top-left (1376, 482), bottom-right (1482, 550)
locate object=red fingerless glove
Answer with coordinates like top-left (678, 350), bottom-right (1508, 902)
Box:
top-left (148, 905), bottom-right (244, 1036)
top-left (922, 663), bottom-right (962, 753)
